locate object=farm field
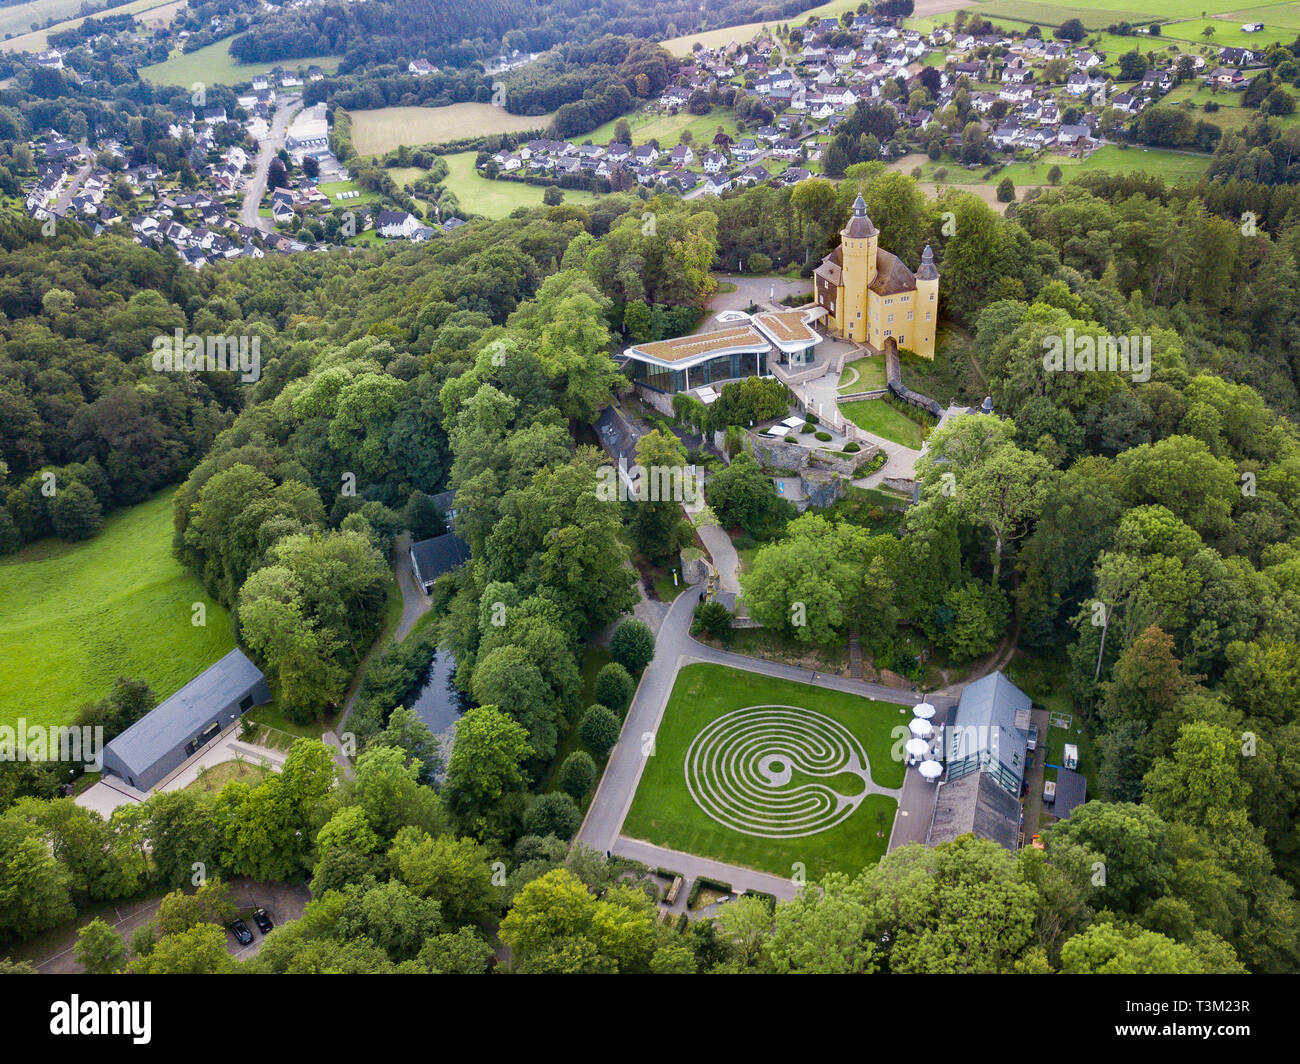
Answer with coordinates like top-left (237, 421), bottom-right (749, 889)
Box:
top-left (0, 489), bottom-right (236, 730)
top-left (622, 663), bottom-right (903, 880)
top-left (909, 0), bottom-right (1300, 38)
top-left (840, 398), bottom-right (928, 449)
top-left (1, 0), bottom-right (178, 53)
top-left (1160, 17), bottom-right (1298, 49)
top-left (971, 0), bottom-right (1253, 27)
top-left (351, 103), bottom-right (554, 155)
top-left (140, 41), bottom-right (343, 87)
top-left (661, 0), bottom-right (864, 55)
top-left (440, 150), bottom-right (597, 218)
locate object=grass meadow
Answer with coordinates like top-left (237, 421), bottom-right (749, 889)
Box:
top-left (139, 41), bottom-right (343, 87)
top-left (440, 151), bottom-right (598, 218)
top-left (0, 489), bottom-right (235, 729)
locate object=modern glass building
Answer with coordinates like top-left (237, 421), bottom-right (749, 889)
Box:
top-left (623, 309), bottom-right (822, 394)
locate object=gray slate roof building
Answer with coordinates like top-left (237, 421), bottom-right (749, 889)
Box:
top-left (945, 670), bottom-right (1032, 794)
top-left (1052, 768), bottom-right (1088, 820)
top-left (409, 532), bottom-right (471, 593)
top-left (101, 648), bottom-right (270, 791)
top-left (928, 770), bottom-right (1022, 851)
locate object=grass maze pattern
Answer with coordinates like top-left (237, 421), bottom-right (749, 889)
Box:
top-left (684, 705), bottom-right (873, 838)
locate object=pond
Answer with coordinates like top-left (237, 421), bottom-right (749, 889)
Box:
top-left (408, 648), bottom-right (469, 737)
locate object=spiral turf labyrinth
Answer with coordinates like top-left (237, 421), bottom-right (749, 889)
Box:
top-left (684, 705), bottom-right (874, 838)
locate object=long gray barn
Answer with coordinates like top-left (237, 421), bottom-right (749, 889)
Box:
top-left (100, 648), bottom-right (270, 791)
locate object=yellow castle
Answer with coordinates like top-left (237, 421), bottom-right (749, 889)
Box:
top-left (813, 194), bottom-right (939, 359)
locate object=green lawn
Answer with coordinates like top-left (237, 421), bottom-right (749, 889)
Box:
top-left (910, 144), bottom-right (1212, 188)
top-left (837, 355), bottom-right (887, 394)
top-left (0, 489), bottom-right (235, 729)
top-left (622, 663), bottom-right (902, 880)
top-left (140, 41), bottom-right (343, 87)
top-left (316, 179), bottom-right (380, 206)
top-left (440, 151), bottom-right (597, 219)
top-left (839, 398), bottom-right (928, 450)
top-left (186, 759), bottom-right (273, 792)
top-left (584, 107), bottom-right (744, 151)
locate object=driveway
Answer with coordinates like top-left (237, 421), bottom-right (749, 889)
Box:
top-left (393, 532), bottom-right (432, 641)
top-left (75, 724), bottom-right (287, 818)
top-left (708, 274), bottom-right (810, 313)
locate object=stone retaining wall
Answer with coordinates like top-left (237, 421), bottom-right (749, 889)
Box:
top-left (746, 431), bottom-right (880, 479)
top-left (883, 477), bottom-right (918, 498)
top-left (633, 384), bottom-right (674, 416)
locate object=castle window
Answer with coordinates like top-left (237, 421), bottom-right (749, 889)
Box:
top-left (887, 314), bottom-right (894, 323)
top-left (925, 312), bottom-right (931, 320)
top-left (907, 311), bottom-right (913, 320)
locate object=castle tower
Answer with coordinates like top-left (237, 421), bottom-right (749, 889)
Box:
top-left (914, 244), bottom-right (940, 360)
top-left (839, 194), bottom-right (877, 343)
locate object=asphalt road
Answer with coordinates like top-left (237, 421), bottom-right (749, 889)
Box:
top-left (241, 99), bottom-right (300, 231)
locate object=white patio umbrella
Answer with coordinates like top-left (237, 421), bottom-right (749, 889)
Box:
top-left (908, 717), bottom-right (933, 739)
top-left (913, 701), bottom-right (936, 720)
top-left (919, 760), bottom-right (943, 781)
top-left (904, 737), bottom-right (929, 759)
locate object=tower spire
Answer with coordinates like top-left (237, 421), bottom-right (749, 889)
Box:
top-left (843, 194), bottom-right (877, 238)
top-left (917, 244), bottom-right (939, 280)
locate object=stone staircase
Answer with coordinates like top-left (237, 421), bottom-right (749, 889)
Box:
top-left (848, 630), bottom-right (864, 680)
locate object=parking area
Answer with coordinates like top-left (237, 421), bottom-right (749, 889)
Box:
top-left (30, 877), bottom-right (310, 972)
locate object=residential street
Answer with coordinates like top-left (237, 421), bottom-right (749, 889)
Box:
top-left (241, 99), bottom-right (300, 231)
top-left (49, 158), bottom-right (91, 217)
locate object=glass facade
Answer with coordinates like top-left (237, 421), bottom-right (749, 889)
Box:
top-left (782, 341), bottom-right (819, 367)
top-left (627, 359), bottom-right (685, 393)
top-left (627, 350), bottom-right (767, 394)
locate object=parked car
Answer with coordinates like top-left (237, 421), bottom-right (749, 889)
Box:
top-left (229, 920), bottom-right (253, 946)
top-left (1026, 722), bottom-right (1038, 751)
top-left (252, 907), bottom-right (274, 934)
